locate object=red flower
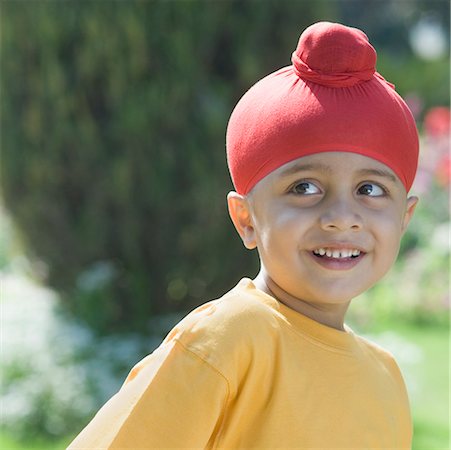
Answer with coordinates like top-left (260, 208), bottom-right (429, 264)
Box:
top-left (424, 107), bottom-right (450, 137)
top-left (435, 154), bottom-right (451, 186)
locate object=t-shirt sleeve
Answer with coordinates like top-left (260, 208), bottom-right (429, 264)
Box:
top-left (67, 339), bottom-right (230, 449)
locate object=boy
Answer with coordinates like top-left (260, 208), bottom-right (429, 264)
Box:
top-left (68, 21), bottom-right (419, 449)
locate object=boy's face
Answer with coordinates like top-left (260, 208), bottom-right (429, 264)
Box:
top-left (228, 152), bottom-right (418, 320)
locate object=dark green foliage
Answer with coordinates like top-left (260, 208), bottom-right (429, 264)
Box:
top-left (1, 1), bottom-right (333, 334)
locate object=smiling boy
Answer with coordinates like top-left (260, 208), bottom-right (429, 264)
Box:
top-left (68, 21), bottom-right (419, 449)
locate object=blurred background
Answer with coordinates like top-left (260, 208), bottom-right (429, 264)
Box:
top-left (0, 1), bottom-right (449, 448)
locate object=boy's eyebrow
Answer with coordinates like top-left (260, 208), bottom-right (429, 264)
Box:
top-left (279, 163), bottom-right (332, 177)
top-left (279, 163), bottom-right (398, 184)
top-left (355, 168), bottom-right (398, 183)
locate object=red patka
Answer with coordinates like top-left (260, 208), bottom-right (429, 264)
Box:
top-left (226, 21), bottom-right (419, 194)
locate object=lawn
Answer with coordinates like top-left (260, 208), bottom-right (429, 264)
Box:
top-left (398, 322), bottom-right (449, 450)
top-left (1, 320), bottom-right (448, 450)
top-left (358, 319), bottom-right (450, 450)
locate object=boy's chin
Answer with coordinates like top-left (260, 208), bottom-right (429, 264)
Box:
top-left (275, 284), bottom-right (367, 309)
top-left (302, 285), bottom-right (373, 306)
top-left (257, 270), bottom-right (379, 307)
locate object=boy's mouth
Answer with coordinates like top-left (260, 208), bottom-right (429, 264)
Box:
top-left (310, 247), bottom-right (366, 270)
top-left (312, 248), bottom-right (362, 259)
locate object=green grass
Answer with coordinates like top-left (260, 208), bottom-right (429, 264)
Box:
top-left (0, 432), bottom-right (73, 450)
top-left (401, 322), bottom-right (449, 450)
top-left (1, 320), bottom-right (449, 450)
top-left (357, 319), bottom-right (450, 450)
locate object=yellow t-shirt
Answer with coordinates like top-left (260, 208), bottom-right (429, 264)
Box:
top-left (68, 278), bottom-right (412, 449)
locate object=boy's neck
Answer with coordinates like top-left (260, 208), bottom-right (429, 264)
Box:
top-left (253, 272), bottom-right (351, 332)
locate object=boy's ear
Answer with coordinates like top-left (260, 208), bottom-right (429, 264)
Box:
top-left (227, 191), bottom-right (257, 250)
top-left (401, 196), bottom-right (419, 233)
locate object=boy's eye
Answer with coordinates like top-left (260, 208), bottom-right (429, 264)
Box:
top-left (292, 181), bottom-right (321, 195)
top-left (357, 183), bottom-right (386, 197)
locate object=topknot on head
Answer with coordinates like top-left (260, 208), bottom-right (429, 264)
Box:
top-left (291, 21), bottom-right (377, 87)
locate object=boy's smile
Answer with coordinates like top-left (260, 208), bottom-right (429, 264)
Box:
top-left (228, 152), bottom-right (418, 330)
top-left (309, 244), bottom-right (365, 270)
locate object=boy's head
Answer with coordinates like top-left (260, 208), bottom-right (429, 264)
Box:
top-left (225, 22), bottom-right (419, 311)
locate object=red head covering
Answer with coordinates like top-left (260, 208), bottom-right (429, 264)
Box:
top-left (226, 21), bottom-right (419, 194)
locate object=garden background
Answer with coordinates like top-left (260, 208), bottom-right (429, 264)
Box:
top-left (1, 1), bottom-right (449, 449)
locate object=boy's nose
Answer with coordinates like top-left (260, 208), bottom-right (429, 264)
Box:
top-left (319, 201), bottom-right (363, 231)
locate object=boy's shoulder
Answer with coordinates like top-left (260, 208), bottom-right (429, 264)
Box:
top-left (352, 333), bottom-right (406, 382)
top-left (160, 278), bottom-right (282, 368)
top-left (167, 278), bottom-right (280, 341)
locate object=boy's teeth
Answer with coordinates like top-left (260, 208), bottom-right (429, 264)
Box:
top-left (313, 248), bottom-right (361, 259)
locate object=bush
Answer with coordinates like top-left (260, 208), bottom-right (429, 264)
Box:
top-left (1, 272), bottom-right (179, 439)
